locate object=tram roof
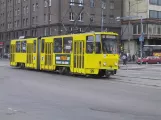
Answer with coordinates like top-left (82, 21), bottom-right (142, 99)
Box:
top-left (11, 32), bottom-right (118, 41)
top-left (41, 31), bottom-right (118, 38)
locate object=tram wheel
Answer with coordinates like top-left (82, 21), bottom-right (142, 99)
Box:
top-left (20, 63), bottom-right (25, 69)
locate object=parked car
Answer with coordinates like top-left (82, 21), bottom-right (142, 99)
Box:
top-left (137, 56), bottom-right (161, 64)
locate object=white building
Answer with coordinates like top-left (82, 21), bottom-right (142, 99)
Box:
top-left (121, 0), bottom-right (161, 56)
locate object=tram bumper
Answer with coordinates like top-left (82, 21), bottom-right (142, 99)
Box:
top-left (99, 61), bottom-right (118, 75)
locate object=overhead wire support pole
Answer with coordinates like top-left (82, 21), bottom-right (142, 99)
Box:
top-left (48, 0), bottom-right (50, 36)
top-left (101, 0), bottom-right (105, 31)
top-left (140, 16), bottom-right (143, 65)
top-left (128, 0), bottom-right (131, 54)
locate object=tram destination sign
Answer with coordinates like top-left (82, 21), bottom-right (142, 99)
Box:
top-left (55, 54), bottom-right (71, 65)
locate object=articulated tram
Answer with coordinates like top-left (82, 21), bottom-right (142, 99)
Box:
top-left (10, 32), bottom-right (119, 78)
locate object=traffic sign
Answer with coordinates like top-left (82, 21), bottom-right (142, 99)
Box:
top-left (139, 32), bottom-right (144, 42)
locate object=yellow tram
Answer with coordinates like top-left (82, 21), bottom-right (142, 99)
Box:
top-left (10, 32), bottom-right (119, 78)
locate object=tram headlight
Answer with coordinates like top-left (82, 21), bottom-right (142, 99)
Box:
top-left (103, 62), bottom-right (107, 66)
top-left (115, 62), bottom-right (118, 66)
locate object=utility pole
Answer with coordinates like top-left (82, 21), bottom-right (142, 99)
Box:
top-left (48, 0), bottom-right (51, 36)
top-left (140, 17), bottom-right (143, 65)
top-left (101, 0), bottom-right (105, 31)
top-left (128, 0), bottom-right (130, 54)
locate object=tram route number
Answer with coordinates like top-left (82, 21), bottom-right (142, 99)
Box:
top-left (90, 69), bottom-right (94, 73)
top-left (60, 56), bottom-right (67, 60)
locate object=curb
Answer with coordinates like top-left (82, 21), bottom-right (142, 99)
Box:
top-left (119, 66), bottom-right (146, 70)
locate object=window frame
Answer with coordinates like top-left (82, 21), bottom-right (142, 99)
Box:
top-left (34, 40), bottom-right (36, 53)
top-left (16, 41), bottom-right (21, 53)
top-left (63, 37), bottom-right (73, 53)
top-left (54, 38), bottom-right (63, 53)
top-left (86, 35), bottom-right (94, 54)
top-left (41, 39), bottom-right (45, 53)
top-left (21, 41), bottom-right (27, 53)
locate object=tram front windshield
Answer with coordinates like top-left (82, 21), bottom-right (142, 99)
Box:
top-left (101, 35), bottom-right (117, 54)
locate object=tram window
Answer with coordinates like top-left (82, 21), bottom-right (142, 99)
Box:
top-left (86, 36), bottom-right (94, 54)
top-left (95, 35), bottom-right (101, 54)
top-left (33, 40), bottom-right (36, 53)
top-left (63, 37), bottom-right (73, 53)
top-left (54, 38), bottom-right (62, 53)
top-left (21, 41), bottom-right (26, 53)
top-left (41, 39), bottom-right (44, 53)
top-left (16, 41), bottom-right (21, 53)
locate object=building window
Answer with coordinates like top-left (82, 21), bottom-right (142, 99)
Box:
top-left (78, 13), bottom-right (83, 21)
top-left (33, 4), bottom-right (35, 11)
top-left (110, 1), bottom-right (114, 9)
top-left (23, 19), bottom-right (25, 26)
top-left (44, 28), bottom-right (47, 36)
top-left (25, 31), bottom-right (28, 36)
top-left (36, 3), bottom-right (38, 8)
top-left (69, 12), bottom-right (74, 21)
top-left (79, 0), bottom-right (83, 6)
top-left (157, 25), bottom-right (161, 34)
top-left (143, 24), bottom-right (147, 34)
top-left (44, 0), bottom-right (47, 7)
top-left (138, 24), bottom-right (141, 34)
top-left (109, 14), bottom-right (114, 19)
top-left (158, 11), bottom-right (161, 18)
top-left (32, 17), bottom-right (35, 24)
top-left (70, 0), bottom-right (74, 5)
top-left (149, 10), bottom-right (158, 18)
top-left (153, 24), bottom-right (157, 34)
top-left (17, 0), bottom-right (20, 4)
top-left (148, 24), bottom-right (152, 34)
top-left (103, 15), bottom-right (106, 23)
top-left (26, 18), bottom-right (28, 26)
top-left (17, 8), bottom-right (20, 15)
top-left (90, 0), bottom-right (95, 7)
top-left (23, 6), bottom-right (26, 14)
top-left (36, 16), bottom-right (38, 22)
top-left (17, 20), bottom-right (19, 27)
top-left (15, 9), bottom-right (17, 16)
top-left (158, 0), bottom-right (161, 5)
top-left (15, 21), bottom-right (17, 27)
top-left (49, 0), bottom-right (51, 6)
top-left (8, 23), bottom-right (9, 29)
top-left (44, 14), bottom-right (47, 22)
top-left (50, 27), bottom-right (52, 35)
top-left (79, 27), bottom-right (83, 32)
top-left (26, 6), bottom-right (29, 13)
top-left (90, 14), bottom-right (95, 22)
top-left (149, 0), bottom-right (161, 5)
top-left (32, 30), bottom-right (35, 37)
top-left (49, 14), bottom-right (52, 21)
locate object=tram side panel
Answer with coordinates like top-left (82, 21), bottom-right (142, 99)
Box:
top-left (40, 37), bottom-right (55, 71)
top-left (10, 39), bottom-right (27, 67)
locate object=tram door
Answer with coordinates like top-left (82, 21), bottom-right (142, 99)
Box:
top-left (26, 40), bottom-right (37, 69)
top-left (10, 44), bottom-right (16, 65)
top-left (44, 42), bottom-right (53, 70)
top-left (74, 41), bottom-right (84, 73)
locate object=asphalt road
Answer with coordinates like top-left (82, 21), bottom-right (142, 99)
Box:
top-left (0, 60), bottom-right (161, 120)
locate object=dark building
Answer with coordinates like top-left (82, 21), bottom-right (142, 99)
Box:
top-left (0, 0), bottom-right (122, 54)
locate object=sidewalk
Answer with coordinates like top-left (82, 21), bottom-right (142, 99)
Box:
top-left (119, 64), bottom-right (146, 70)
top-left (119, 61), bottom-right (136, 64)
top-left (0, 59), bottom-right (10, 67)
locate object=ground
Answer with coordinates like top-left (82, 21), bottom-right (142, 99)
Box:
top-left (0, 60), bottom-right (161, 120)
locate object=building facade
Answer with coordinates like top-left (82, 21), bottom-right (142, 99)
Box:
top-left (0, 0), bottom-right (123, 55)
top-left (122, 0), bottom-right (161, 56)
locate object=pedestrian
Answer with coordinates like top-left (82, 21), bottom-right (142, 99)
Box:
top-left (122, 54), bottom-right (127, 65)
top-left (132, 54), bottom-right (135, 62)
